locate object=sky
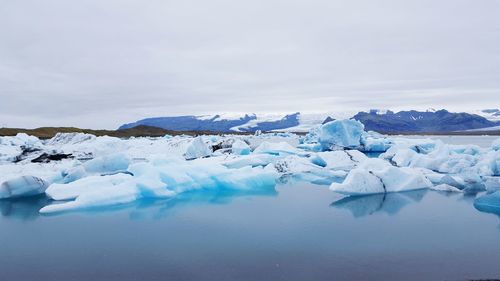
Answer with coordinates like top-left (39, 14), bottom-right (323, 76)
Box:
top-left (1, 0), bottom-right (499, 129)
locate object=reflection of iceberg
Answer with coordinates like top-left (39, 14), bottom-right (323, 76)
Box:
top-left (0, 195), bottom-right (50, 220)
top-left (145, 188), bottom-right (278, 219)
top-left (42, 188), bottom-right (277, 218)
top-left (474, 191), bottom-right (500, 216)
top-left (330, 189), bottom-right (427, 217)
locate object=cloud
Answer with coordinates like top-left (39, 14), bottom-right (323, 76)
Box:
top-left (1, 0), bottom-right (499, 128)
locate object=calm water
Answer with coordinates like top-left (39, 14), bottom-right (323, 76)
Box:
top-left (1, 135), bottom-right (500, 281)
top-left (1, 183), bottom-right (500, 281)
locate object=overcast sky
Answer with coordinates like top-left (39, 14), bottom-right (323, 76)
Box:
top-left (1, 0), bottom-right (499, 129)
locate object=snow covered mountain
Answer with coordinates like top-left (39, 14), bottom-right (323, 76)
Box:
top-left (119, 112), bottom-right (339, 133)
top-left (352, 109), bottom-right (498, 133)
top-left (471, 109), bottom-right (500, 122)
top-left (119, 109), bottom-right (500, 133)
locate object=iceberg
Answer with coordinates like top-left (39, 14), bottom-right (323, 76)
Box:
top-left (40, 160), bottom-right (277, 214)
top-left (474, 191), bottom-right (500, 215)
top-left (0, 176), bottom-right (49, 199)
top-left (329, 169), bottom-right (385, 195)
top-left (430, 184), bottom-right (463, 192)
top-left (0, 145), bottom-right (22, 163)
top-left (379, 137), bottom-right (500, 192)
top-left (47, 132), bottom-right (96, 145)
top-left (311, 150), bottom-right (367, 171)
top-left (301, 119), bottom-right (375, 152)
top-left (253, 141), bottom-right (301, 155)
top-left (273, 155), bottom-right (346, 184)
top-left (222, 154), bottom-right (278, 169)
top-left (231, 139), bottom-right (251, 155)
top-left (330, 159), bottom-right (432, 195)
top-left (184, 136), bottom-right (212, 160)
top-left (317, 119), bottom-right (364, 150)
top-left (46, 173), bottom-right (133, 200)
top-left (360, 131), bottom-right (392, 152)
top-left (492, 138), bottom-right (500, 151)
top-left (82, 153), bottom-right (131, 174)
top-left (483, 176), bottom-right (500, 193)
top-left (13, 133), bottom-right (42, 147)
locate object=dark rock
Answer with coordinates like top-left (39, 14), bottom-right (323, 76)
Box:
top-left (31, 152), bottom-right (73, 163)
top-left (322, 116), bottom-right (335, 124)
top-left (13, 146), bottom-right (42, 163)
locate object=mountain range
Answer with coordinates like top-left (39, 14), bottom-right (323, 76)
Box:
top-left (119, 109), bottom-right (500, 133)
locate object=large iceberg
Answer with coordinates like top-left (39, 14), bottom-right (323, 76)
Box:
top-left (46, 173), bottom-right (133, 200)
top-left (313, 119), bottom-right (364, 150)
top-left (300, 119), bottom-right (393, 153)
top-left (40, 159), bottom-right (277, 214)
top-left (330, 159), bottom-right (433, 195)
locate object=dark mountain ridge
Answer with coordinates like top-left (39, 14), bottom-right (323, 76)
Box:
top-left (352, 109), bottom-right (497, 133)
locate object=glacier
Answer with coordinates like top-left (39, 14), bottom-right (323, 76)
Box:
top-left (1, 119), bottom-right (499, 214)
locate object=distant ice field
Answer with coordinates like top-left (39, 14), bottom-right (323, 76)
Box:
top-left (399, 135), bottom-right (499, 147)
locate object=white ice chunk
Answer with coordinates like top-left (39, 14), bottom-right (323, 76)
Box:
top-left (253, 141), bottom-right (300, 155)
top-left (312, 150), bottom-right (367, 171)
top-left (0, 176), bottom-right (49, 199)
top-left (185, 136), bottom-right (212, 160)
top-left (483, 176), bottom-right (500, 193)
top-left (271, 154), bottom-right (347, 185)
top-left (83, 153), bottom-right (130, 174)
top-left (0, 145), bottom-right (22, 163)
top-left (360, 132), bottom-right (392, 152)
top-left (46, 173), bottom-right (133, 200)
top-left (231, 139), bottom-right (251, 155)
top-left (492, 138), bottom-right (500, 151)
top-left (430, 184), bottom-right (463, 192)
top-left (330, 159), bottom-right (432, 195)
top-left (330, 169), bottom-right (385, 195)
top-left (14, 133), bottom-right (41, 146)
top-left (40, 181), bottom-right (152, 214)
top-left (46, 133), bottom-right (96, 145)
top-left (222, 154), bottom-right (278, 169)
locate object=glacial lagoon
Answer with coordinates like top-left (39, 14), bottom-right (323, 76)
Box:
top-left (1, 134), bottom-right (500, 281)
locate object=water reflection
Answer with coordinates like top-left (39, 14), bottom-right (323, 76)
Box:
top-left (0, 195), bottom-right (50, 220)
top-left (330, 189), bottom-right (427, 217)
top-left (474, 204), bottom-right (500, 217)
top-left (2, 184), bottom-right (497, 221)
top-left (40, 188), bottom-right (278, 219)
top-left (474, 193), bottom-right (500, 217)
top-left (130, 189), bottom-right (278, 220)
